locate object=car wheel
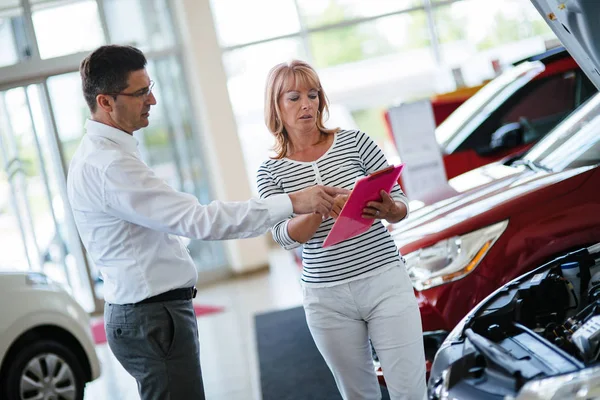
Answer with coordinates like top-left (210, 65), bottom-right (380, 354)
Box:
top-left (1, 339), bottom-right (86, 400)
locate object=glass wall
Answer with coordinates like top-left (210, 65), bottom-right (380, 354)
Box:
top-left (209, 0), bottom-right (555, 191)
top-left (0, 82), bottom-right (94, 308)
top-left (0, 0), bottom-right (226, 312)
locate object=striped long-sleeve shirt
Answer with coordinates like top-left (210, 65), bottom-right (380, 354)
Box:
top-left (256, 129), bottom-right (409, 287)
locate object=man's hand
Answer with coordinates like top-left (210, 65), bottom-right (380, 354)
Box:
top-left (289, 186), bottom-right (350, 216)
top-left (329, 194), bottom-right (349, 220)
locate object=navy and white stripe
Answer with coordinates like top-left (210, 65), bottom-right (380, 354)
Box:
top-left (257, 130), bottom-right (409, 287)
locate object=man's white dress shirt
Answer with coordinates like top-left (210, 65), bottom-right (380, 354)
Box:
top-left (67, 120), bottom-right (292, 304)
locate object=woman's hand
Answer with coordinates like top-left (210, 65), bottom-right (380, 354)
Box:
top-left (363, 190), bottom-right (408, 223)
top-left (329, 194), bottom-right (349, 220)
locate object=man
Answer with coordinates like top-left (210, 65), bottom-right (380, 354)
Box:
top-left (67, 45), bottom-right (347, 400)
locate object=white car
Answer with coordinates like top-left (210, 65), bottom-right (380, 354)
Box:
top-left (0, 272), bottom-right (100, 400)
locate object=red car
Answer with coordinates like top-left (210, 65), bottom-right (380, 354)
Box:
top-left (391, 91), bottom-right (600, 364)
top-left (385, 47), bottom-right (595, 182)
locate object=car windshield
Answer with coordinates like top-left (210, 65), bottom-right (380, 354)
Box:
top-left (523, 92), bottom-right (600, 171)
top-left (436, 61), bottom-right (545, 150)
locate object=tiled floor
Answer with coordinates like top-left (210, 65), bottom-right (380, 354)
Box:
top-left (83, 248), bottom-right (303, 400)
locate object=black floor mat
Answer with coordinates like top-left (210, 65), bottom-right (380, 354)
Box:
top-left (255, 306), bottom-right (390, 400)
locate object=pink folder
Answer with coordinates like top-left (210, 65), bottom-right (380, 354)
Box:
top-left (323, 164), bottom-right (405, 248)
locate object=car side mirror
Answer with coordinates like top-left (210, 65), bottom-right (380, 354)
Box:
top-left (489, 122), bottom-right (524, 151)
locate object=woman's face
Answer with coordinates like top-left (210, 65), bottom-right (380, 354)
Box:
top-left (278, 78), bottom-right (320, 136)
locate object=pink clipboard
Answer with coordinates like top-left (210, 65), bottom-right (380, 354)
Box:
top-left (322, 164), bottom-right (404, 248)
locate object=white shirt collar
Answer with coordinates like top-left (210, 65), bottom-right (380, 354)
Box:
top-left (85, 119), bottom-right (139, 153)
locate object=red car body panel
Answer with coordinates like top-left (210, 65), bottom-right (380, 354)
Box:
top-left (441, 144), bottom-right (533, 180)
top-left (535, 55), bottom-right (579, 79)
top-left (430, 97), bottom-right (468, 126)
top-left (395, 166), bottom-right (600, 334)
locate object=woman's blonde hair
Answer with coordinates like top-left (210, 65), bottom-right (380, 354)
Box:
top-left (264, 59), bottom-right (339, 159)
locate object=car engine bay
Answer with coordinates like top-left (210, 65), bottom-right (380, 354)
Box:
top-left (439, 244), bottom-right (600, 397)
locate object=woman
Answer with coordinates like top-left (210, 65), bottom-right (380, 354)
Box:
top-left (256, 60), bottom-right (426, 400)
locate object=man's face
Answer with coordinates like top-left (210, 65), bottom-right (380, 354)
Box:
top-left (110, 69), bottom-right (157, 133)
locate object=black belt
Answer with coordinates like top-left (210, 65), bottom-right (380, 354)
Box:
top-left (137, 287), bottom-right (197, 305)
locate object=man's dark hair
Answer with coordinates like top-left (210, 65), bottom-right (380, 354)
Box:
top-left (80, 45), bottom-right (147, 113)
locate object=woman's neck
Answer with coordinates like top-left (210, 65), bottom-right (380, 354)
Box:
top-left (288, 127), bottom-right (324, 153)
top-left (286, 128), bottom-right (333, 162)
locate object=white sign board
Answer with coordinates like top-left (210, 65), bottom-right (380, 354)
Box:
top-left (387, 99), bottom-right (449, 202)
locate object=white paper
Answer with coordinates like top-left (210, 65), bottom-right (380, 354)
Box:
top-left (387, 99), bottom-right (449, 201)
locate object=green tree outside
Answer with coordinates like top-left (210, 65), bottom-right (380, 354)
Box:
top-left (478, 12), bottom-right (553, 51)
top-left (308, 0), bottom-right (396, 68)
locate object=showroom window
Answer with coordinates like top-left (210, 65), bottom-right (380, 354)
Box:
top-left (31, 0), bottom-right (105, 59)
top-left (296, 0), bottom-right (422, 27)
top-left (434, 0), bottom-right (553, 82)
top-left (0, 0), bottom-right (226, 312)
top-left (0, 0), bottom-right (24, 67)
top-left (307, 11), bottom-right (431, 69)
top-left (209, 0), bottom-right (556, 191)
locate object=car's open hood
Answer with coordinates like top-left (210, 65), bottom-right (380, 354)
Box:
top-left (531, 0), bottom-right (600, 90)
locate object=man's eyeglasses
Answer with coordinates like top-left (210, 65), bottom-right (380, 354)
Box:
top-left (106, 81), bottom-right (155, 99)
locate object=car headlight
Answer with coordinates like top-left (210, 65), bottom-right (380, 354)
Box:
top-left (512, 366), bottom-right (600, 400)
top-left (404, 220), bottom-right (508, 291)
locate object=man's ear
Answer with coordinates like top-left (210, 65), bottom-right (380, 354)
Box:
top-left (96, 94), bottom-right (114, 113)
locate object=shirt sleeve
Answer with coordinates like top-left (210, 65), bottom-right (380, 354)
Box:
top-left (256, 162), bottom-right (303, 250)
top-left (101, 155), bottom-right (293, 240)
top-left (355, 130), bottom-right (410, 218)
